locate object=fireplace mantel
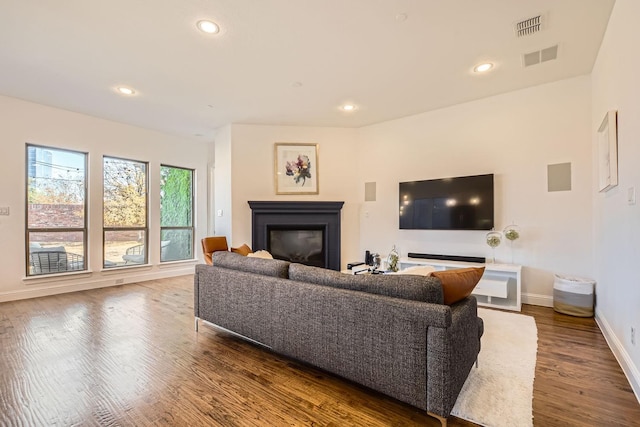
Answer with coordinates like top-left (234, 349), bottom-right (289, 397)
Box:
top-left (248, 201), bottom-right (344, 270)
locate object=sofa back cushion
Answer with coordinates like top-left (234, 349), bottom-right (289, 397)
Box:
top-left (212, 251), bottom-right (290, 278)
top-left (289, 263), bottom-right (443, 304)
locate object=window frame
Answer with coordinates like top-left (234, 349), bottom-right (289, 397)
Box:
top-left (25, 143), bottom-right (88, 276)
top-left (160, 164), bottom-right (195, 263)
top-left (102, 155), bottom-right (149, 268)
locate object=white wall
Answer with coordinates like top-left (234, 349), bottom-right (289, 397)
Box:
top-left (219, 124), bottom-right (361, 264)
top-left (357, 76), bottom-right (593, 305)
top-left (0, 95), bottom-right (211, 302)
top-left (213, 124), bottom-right (233, 239)
top-left (591, 0), bottom-right (640, 400)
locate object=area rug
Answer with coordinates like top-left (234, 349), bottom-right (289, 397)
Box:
top-left (451, 308), bottom-right (538, 427)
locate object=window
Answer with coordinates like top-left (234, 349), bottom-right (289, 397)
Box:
top-left (160, 165), bottom-right (194, 262)
top-left (103, 157), bottom-right (148, 267)
top-left (26, 144), bottom-right (87, 276)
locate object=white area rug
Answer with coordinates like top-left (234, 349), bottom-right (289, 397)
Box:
top-left (451, 308), bottom-right (538, 427)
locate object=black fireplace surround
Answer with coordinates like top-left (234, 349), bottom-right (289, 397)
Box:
top-left (248, 201), bottom-right (344, 270)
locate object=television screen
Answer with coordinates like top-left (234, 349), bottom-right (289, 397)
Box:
top-left (399, 174), bottom-right (494, 230)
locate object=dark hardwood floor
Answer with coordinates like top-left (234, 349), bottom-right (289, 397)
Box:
top-left (1, 275), bottom-right (638, 426)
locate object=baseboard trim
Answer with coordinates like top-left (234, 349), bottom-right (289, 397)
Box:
top-left (522, 293), bottom-right (554, 307)
top-left (0, 266), bottom-right (195, 302)
top-left (595, 309), bottom-right (640, 404)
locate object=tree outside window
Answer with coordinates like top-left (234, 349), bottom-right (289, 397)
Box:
top-left (160, 165), bottom-right (194, 262)
top-left (26, 144), bottom-right (87, 276)
top-left (103, 157), bottom-right (148, 267)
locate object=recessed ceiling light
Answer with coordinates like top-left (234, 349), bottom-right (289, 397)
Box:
top-left (116, 86), bottom-right (136, 96)
top-left (197, 20), bottom-right (220, 34)
top-left (473, 62), bottom-right (494, 73)
top-left (342, 104), bottom-right (357, 112)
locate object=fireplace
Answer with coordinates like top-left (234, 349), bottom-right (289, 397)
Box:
top-left (248, 201), bottom-right (344, 270)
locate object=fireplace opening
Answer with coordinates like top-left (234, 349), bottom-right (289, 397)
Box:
top-left (249, 201), bottom-right (344, 270)
top-left (268, 226), bottom-right (325, 267)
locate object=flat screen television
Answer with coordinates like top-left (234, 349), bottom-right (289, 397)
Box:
top-left (399, 174), bottom-right (494, 230)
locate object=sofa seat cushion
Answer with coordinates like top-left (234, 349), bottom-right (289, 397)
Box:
top-left (212, 251), bottom-right (290, 278)
top-left (289, 263), bottom-right (444, 304)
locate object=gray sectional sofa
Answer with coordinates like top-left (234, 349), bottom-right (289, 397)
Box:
top-left (194, 251), bottom-right (483, 426)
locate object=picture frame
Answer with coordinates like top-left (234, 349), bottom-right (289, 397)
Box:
top-left (597, 110), bottom-right (618, 192)
top-left (274, 143), bottom-right (319, 195)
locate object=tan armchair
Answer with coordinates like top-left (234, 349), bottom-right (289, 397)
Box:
top-left (201, 236), bottom-right (229, 265)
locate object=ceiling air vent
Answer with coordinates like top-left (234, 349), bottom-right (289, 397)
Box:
top-left (515, 15), bottom-right (543, 37)
top-left (522, 44), bottom-right (559, 68)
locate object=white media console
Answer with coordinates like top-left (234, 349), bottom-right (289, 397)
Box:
top-left (399, 257), bottom-right (522, 311)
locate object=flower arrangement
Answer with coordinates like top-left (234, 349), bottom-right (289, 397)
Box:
top-left (285, 154), bottom-right (312, 186)
top-left (504, 225), bottom-right (520, 241)
top-left (387, 245), bottom-right (399, 272)
top-left (486, 233), bottom-right (501, 248)
top-left (485, 230), bottom-right (502, 263)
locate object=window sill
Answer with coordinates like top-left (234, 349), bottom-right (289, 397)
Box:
top-left (23, 270), bottom-right (94, 283)
top-left (158, 259), bottom-right (199, 268)
top-left (101, 264), bottom-right (153, 274)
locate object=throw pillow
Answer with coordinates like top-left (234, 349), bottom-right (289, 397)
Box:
top-left (396, 265), bottom-right (437, 276)
top-left (247, 250), bottom-right (273, 259)
top-left (431, 267), bottom-right (485, 305)
top-left (231, 244), bottom-right (253, 256)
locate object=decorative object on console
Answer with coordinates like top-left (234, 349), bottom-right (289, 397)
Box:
top-left (503, 223), bottom-right (520, 263)
top-left (387, 245), bottom-right (399, 272)
top-left (485, 230), bottom-right (502, 263)
top-left (597, 110), bottom-right (618, 192)
top-left (370, 253), bottom-right (381, 270)
top-left (274, 142), bottom-right (319, 195)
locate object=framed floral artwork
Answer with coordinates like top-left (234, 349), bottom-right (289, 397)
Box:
top-left (597, 110), bottom-right (618, 192)
top-left (274, 143), bottom-right (319, 195)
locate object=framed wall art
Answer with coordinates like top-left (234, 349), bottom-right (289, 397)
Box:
top-left (597, 110), bottom-right (618, 192)
top-left (274, 143), bottom-right (319, 195)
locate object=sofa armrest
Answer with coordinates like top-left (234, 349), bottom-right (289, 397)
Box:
top-left (426, 296), bottom-right (482, 418)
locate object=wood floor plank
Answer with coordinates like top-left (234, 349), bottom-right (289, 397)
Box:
top-left (0, 275), bottom-right (638, 426)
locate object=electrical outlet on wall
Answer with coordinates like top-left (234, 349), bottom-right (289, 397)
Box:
top-left (632, 327), bottom-right (636, 346)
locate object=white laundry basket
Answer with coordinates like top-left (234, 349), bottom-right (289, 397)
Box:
top-left (553, 274), bottom-right (595, 317)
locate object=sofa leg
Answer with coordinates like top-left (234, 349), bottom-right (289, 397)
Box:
top-left (195, 317), bottom-right (199, 332)
top-left (427, 412), bottom-right (447, 427)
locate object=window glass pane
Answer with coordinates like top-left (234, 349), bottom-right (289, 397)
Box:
top-left (26, 144), bottom-right (87, 276)
top-left (160, 229), bottom-right (193, 262)
top-left (27, 146), bottom-right (85, 228)
top-left (104, 230), bottom-right (146, 267)
top-left (104, 157), bottom-right (147, 228)
top-left (160, 166), bottom-right (193, 227)
top-left (28, 231), bottom-right (85, 275)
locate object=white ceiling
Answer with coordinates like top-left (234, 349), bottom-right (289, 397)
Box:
top-left (0, 0), bottom-right (615, 140)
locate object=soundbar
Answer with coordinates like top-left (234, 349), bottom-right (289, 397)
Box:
top-left (407, 253), bottom-right (486, 264)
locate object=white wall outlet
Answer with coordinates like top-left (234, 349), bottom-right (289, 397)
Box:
top-left (628, 187), bottom-right (636, 205)
top-left (631, 327), bottom-right (636, 346)
top-left (217, 209), bottom-right (223, 217)
top-left (0, 206), bottom-right (9, 216)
